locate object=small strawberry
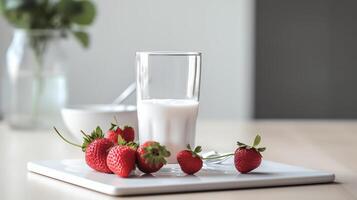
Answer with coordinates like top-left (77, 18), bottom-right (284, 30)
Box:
top-left (122, 126), bottom-right (135, 142)
top-left (106, 143), bottom-right (138, 178)
top-left (106, 123), bottom-right (123, 144)
top-left (177, 145), bottom-right (203, 175)
top-left (136, 141), bottom-right (171, 174)
top-left (234, 134), bottom-right (266, 173)
top-left (53, 126), bottom-right (114, 173)
top-left (106, 122), bottom-right (135, 144)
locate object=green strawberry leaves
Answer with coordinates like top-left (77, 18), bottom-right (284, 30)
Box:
top-left (109, 116), bottom-right (121, 132)
top-left (194, 146), bottom-right (202, 154)
top-left (81, 126), bottom-right (104, 152)
top-left (237, 141), bottom-right (248, 148)
top-left (253, 135), bottom-right (261, 147)
top-left (237, 134), bottom-right (266, 153)
top-left (117, 134), bottom-right (138, 150)
top-left (187, 144), bottom-right (202, 158)
top-left (117, 134), bottom-right (126, 146)
top-left (257, 147), bottom-right (266, 152)
top-left (125, 142), bottom-right (139, 150)
top-left (54, 124), bottom-right (138, 153)
top-left (109, 122), bottom-right (119, 131)
top-left (143, 142), bottom-right (171, 166)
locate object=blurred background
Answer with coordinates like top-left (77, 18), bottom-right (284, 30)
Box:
top-left (0, 0), bottom-right (357, 126)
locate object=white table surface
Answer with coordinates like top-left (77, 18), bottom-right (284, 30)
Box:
top-left (1, 120), bottom-right (356, 200)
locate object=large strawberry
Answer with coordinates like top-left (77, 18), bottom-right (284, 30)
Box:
top-left (107, 143), bottom-right (137, 178)
top-left (54, 126), bottom-right (114, 173)
top-left (136, 141), bottom-right (171, 174)
top-left (234, 135), bottom-right (266, 173)
top-left (177, 145), bottom-right (203, 175)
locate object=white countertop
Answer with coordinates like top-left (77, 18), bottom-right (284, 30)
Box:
top-left (1, 120), bottom-right (356, 200)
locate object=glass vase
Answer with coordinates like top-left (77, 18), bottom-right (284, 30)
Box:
top-left (5, 29), bottom-right (68, 129)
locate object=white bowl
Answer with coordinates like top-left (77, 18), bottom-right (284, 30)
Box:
top-left (61, 104), bottom-right (138, 142)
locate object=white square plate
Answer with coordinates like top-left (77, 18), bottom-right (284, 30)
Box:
top-left (27, 159), bottom-right (334, 196)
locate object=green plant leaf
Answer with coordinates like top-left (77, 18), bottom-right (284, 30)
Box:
top-left (3, 10), bottom-right (31, 28)
top-left (55, 0), bottom-right (80, 18)
top-left (1, 0), bottom-right (95, 46)
top-left (0, 0), bottom-right (5, 13)
top-left (71, 0), bottom-right (95, 25)
top-left (253, 134), bottom-right (261, 147)
top-left (4, 0), bottom-right (27, 10)
top-left (72, 31), bottom-right (89, 48)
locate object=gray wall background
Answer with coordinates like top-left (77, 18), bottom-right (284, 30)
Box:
top-left (0, 0), bottom-right (255, 119)
top-left (255, 0), bottom-right (357, 118)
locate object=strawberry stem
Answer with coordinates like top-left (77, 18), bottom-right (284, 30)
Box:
top-left (202, 153), bottom-right (234, 160)
top-left (53, 127), bottom-right (82, 148)
top-left (80, 130), bottom-right (89, 137)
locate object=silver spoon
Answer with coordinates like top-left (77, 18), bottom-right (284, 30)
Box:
top-left (112, 82), bottom-right (136, 104)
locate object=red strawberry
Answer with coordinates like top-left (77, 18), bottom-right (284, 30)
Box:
top-left (85, 138), bottom-right (114, 173)
top-left (234, 135), bottom-right (266, 173)
top-left (54, 126), bottom-right (114, 173)
top-left (106, 123), bottom-right (123, 144)
top-left (177, 145), bottom-right (203, 175)
top-left (136, 141), bottom-right (171, 174)
top-left (107, 143), bottom-right (137, 178)
top-left (106, 123), bottom-right (135, 144)
top-left (122, 126), bottom-right (135, 142)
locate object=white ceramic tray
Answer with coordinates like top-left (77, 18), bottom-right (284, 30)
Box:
top-left (27, 158), bottom-right (334, 196)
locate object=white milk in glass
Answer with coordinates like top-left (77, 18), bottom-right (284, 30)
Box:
top-left (137, 99), bottom-right (199, 163)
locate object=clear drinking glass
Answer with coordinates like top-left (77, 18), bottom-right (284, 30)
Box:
top-left (136, 51), bottom-right (202, 163)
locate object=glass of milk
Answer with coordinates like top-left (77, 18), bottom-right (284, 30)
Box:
top-left (136, 51), bottom-right (202, 163)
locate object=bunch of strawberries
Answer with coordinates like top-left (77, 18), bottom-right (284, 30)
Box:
top-left (54, 122), bottom-right (266, 177)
